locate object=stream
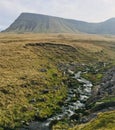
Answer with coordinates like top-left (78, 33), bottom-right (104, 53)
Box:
top-left (20, 71), bottom-right (93, 130)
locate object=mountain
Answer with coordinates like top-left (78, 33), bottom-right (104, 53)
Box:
top-left (2, 13), bottom-right (80, 33)
top-left (2, 13), bottom-right (115, 34)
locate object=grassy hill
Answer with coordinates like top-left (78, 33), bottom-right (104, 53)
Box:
top-left (0, 33), bottom-right (115, 129)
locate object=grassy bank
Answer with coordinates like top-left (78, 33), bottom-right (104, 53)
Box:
top-left (0, 33), bottom-right (115, 129)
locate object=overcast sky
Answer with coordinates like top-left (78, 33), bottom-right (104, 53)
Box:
top-left (0, 0), bottom-right (115, 30)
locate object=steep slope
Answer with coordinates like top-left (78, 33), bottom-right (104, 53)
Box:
top-left (3, 13), bottom-right (115, 34)
top-left (3, 13), bottom-right (80, 33)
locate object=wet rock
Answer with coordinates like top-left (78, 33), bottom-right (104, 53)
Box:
top-left (68, 69), bottom-right (74, 75)
top-left (80, 113), bottom-right (97, 123)
top-left (49, 120), bottom-right (58, 129)
top-left (70, 114), bottom-right (80, 120)
top-left (80, 117), bottom-right (89, 123)
top-left (20, 121), bottom-right (50, 130)
top-left (92, 102), bottom-right (115, 112)
top-left (111, 86), bottom-right (115, 94)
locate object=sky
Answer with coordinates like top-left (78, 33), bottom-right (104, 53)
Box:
top-left (0, 0), bottom-right (115, 30)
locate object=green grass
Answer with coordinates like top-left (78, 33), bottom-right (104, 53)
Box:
top-left (70, 111), bottom-right (115, 130)
top-left (101, 96), bottom-right (115, 103)
top-left (0, 33), bottom-right (115, 129)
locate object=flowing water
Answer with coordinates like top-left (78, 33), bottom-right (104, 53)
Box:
top-left (20, 71), bottom-right (93, 130)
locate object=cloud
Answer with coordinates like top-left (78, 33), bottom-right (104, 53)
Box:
top-left (0, 0), bottom-right (115, 30)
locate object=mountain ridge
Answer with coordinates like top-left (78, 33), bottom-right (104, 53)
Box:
top-left (2, 12), bottom-right (115, 34)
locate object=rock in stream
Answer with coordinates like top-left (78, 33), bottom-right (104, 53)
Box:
top-left (19, 71), bottom-right (93, 130)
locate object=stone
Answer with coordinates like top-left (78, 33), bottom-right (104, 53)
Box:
top-left (70, 114), bottom-right (80, 120)
top-left (39, 68), bottom-right (47, 72)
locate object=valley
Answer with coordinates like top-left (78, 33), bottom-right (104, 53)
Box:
top-left (0, 33), bottom-right (115, 130)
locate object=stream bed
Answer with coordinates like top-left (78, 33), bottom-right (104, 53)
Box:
top-left (20, 71), bottom-right (93, 130)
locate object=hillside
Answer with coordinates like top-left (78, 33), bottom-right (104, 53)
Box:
top-left (0, 33), bottom-right (115, 130)
top-left (2, 13), bottom-right (115, 34)
top-left (2, 13), bottom-right (80, 33)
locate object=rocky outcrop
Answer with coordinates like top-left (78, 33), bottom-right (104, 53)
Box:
top-left (17, 64), bottom-right (115, 129)
top-left (88, 67), bottom-right (115, 104)
top-left (83, 67), bottom-right (115, 123)
top-left (100, 67), bottom-right (115, 96)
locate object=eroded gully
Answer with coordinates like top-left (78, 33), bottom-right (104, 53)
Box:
top-left (20, 70), bottom-right (93, 130)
